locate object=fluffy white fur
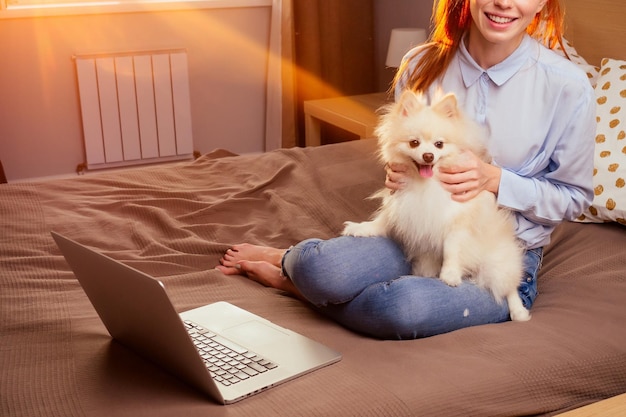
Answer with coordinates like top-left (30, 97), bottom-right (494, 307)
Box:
top-left (342, 90), bottom-right (530, 322)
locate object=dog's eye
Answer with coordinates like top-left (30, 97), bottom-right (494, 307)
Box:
top-left (409, 139), bottom-right (420, 148)
top-left (434, 141), bottom-right (444, 149)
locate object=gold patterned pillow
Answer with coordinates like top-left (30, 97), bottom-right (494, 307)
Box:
top-left (577, 58), bottom-right (626, 224)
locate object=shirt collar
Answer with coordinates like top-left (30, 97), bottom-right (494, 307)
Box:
top-left (459, 34), bottom-right (533, 87)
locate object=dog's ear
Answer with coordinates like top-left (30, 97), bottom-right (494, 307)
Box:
top-left (431, 93), bottom-right (459, 119)
top-left (398, 90), bottom-right (425, 117)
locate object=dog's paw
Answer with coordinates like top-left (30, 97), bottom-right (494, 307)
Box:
top-left (510, 306), bottom-right (531, 322)
top-left (440, 276), bottom-right (462, 287)
top-left (439, 270), bottom-right (463, 287)
top-left (342, 221), bottom-right (377, 237)
top-left (439, 266), bottom-right (463, 287)
top-left (507, 294), bottom-right (531, 322)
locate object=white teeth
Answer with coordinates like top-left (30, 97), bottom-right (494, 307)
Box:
top-left (487, 14), bottom-right (514, 24)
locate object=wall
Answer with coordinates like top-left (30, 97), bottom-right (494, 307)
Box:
top-left (0, 0), bottom-right (433, 182)
top-left (373, 0), bottom-right (433, 92)
top-left (0, 6), bottom-right (271, 181)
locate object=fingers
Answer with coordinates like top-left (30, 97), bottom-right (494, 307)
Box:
top-left (438, 167), bottom-right (482, 200)
top-left (450, 189), bottom-right (479, 202)
top-left (441, 181), bottom-right (478, 200)
top-left (386, 171), bottom-right (407, 190)
top-left (438, 150), bottom-right (480, 174)
top-left (385, 162), bottom-right (410, 191)
top-left (439, 158), bottom-right (501, 198)
top-left (387, 162), bottom-right (409, 173)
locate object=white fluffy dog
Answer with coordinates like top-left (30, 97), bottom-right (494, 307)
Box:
top-left (342, 90), bottom-right (530, 322)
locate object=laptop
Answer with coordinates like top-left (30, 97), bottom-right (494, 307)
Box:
top-left (51, 231), bottom-right (341, 404)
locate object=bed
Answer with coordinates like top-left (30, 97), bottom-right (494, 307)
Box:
top-left (2, 1), bottom-right (626, 416)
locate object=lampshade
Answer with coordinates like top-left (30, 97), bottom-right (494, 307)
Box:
top-left (385, 28), bottom-right (427, 68)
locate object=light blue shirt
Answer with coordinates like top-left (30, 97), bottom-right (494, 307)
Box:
top-left (395, 34), bottom-right (596, 249)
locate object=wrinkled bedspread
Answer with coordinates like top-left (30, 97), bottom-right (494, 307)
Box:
top-left (2, 139), bottom-right (626, 416)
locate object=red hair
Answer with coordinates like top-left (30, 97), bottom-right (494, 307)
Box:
top-left (394, 0), bottom-right (567, 93)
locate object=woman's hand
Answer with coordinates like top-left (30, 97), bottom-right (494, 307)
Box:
top-left (437, 150), bottom-right (501, 202)
top-left (385, 162), bottom-right (410, 192)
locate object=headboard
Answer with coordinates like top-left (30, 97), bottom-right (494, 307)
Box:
top-left (564, 0), bottom-right (626, 66)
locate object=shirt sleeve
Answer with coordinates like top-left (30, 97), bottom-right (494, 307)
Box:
top-left (497, 80), bottom-right (596, 226)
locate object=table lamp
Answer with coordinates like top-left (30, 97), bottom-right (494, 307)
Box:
top-left (385, 28), bottom-right (428, 68)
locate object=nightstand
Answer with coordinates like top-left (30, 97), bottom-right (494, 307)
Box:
top-left (303, 92), bottom-right (390, 146)
top-left (0, 160), bottom-right (6, 184)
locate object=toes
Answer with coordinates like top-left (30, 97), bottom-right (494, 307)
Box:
top-left (219, 255), bottom-right (239, 268)
top-left (215, 265), bottom-right (242, 275)
top-left (228, 244), bottom-right (248, 254)
top-left (221, 252), bottom-right (239, 266)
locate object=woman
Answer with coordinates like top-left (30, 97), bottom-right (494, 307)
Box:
top-left (216, 0), bottom-right (596, 339)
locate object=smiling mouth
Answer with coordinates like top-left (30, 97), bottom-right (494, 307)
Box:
top-left (486, 13), bottom-right (516, 24)
top-left (412, 160), bottom-right (434, 179)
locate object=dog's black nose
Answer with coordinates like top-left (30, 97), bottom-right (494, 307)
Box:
top-left (422, 153), bottom-right (434, 163)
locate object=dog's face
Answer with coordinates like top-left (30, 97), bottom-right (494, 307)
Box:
top-left (376, 91), bottom-right (486, 179)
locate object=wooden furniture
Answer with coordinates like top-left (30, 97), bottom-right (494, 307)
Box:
top-left (0, 160), bottom-right (7, 184)
top-left (564, 0), bottom-right (624, 67)
top-left (303, 92), bottom-right (389, 146)
top-left (292, 1), bottom-right (376, 147)
top-left (556, 393), bottom-right (626, 417)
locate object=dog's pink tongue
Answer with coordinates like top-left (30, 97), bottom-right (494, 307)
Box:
top-left (418, 164), bottom-right (434, 178)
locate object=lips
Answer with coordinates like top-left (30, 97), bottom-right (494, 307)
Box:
top-left (486, 13), bottom-right (515, 24)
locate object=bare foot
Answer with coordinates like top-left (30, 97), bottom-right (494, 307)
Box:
top-left (215, 259), bottom-right (305, 301)
top-left (219, 243), bottom-right (286, 271)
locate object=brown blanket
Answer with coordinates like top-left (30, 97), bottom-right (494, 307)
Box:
top-left (2, 139), bottom-right (626, 416)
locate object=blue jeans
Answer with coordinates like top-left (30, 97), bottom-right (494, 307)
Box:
top-left (282, 236), bottom-right (542, 340)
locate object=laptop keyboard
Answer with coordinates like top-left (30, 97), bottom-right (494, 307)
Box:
top-left (184, 320), bottom-right (278, 386)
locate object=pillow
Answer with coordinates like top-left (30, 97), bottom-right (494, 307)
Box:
top-left (576, 58), bottom-right (626, 225)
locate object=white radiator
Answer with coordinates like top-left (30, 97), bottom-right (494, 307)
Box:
top-left (74, 49), bottom-right (193, 170)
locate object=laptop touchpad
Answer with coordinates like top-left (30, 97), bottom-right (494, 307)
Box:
top-left (222, 321), bottom-right (290, 347)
